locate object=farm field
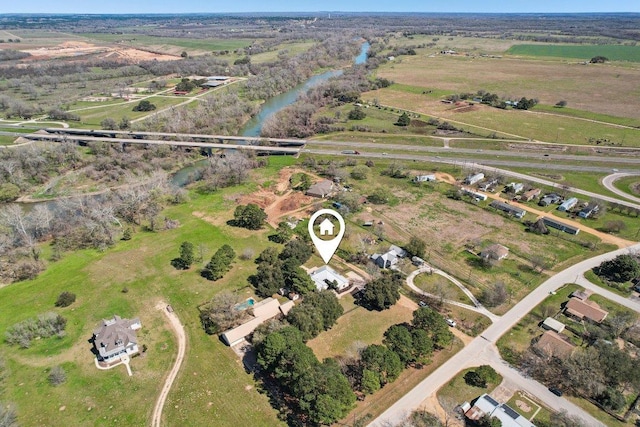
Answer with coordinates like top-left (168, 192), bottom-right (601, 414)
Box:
top-left (507, 44), bottom-right (640, 62)
top-left (374, 54), bottom-right (640, 119)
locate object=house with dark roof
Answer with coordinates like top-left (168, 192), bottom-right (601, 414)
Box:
top-left (535, 330), bottom-right (575, 358)
top-left (542, 217), bottom-right (580, 235)
top-left (538, 193), bottom-right (561, 207)
top-left (93, 315), bottom-right (141, 363)
top-left (578, 203), bottom-right (600, 219)
top-left (489, 200), bottom-right (526, 219)
top-left (371, 245), bottom-right (407, 269)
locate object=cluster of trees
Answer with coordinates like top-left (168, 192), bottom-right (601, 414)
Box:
top-left (395, 112), bottom-right (411, 126)
top-left (594, 254), bottom-right (639, 283)
top-left (287, 291), bottom-right (344, 340)
top-left (479, 282), bottom-right (509, 307)
top-left (256, 326), bottom-right (356, 425)
top-left (5, 312), bottom-right (67, 348)
top-left (450, 90), bottom-right (539, 110)
top-left (132, 100), bottom-right (156, 112)
top-left (463, 365), bottom-right (500, 388)
top-left (47, 108), bottom-right (80, 121)
top-left (201, 244), bottom-right (236, 281)
top-left (359, 271), bottom-right (404, 310)
top-left (232, 204), bottom-right (267, 230)
top-left (522, 340), bottom-right (640, 413)
top-left (590, 56), bottom-right (609, 63)
top-left (250, 240), bottom-right (314, 297)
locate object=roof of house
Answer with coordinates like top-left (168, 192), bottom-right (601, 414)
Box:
top-left (465, 394), bottom-right (535, 427)
top-left (565, 297), bottom-right (608, 323)
top-left (570, 290), bottom-right (589, 300)
top-left (559, 197), bottom-right (578, 209)
top-left (542, 317), bottom-right (565, 333)
top-left (490, 200), bottom-right (526, 216)
top-left (221, 297), bottom-right (284, 346)
top-left (542, 217), bottom-right (580, 234)
top-left (306, 180), bottom-right (334, 197)
top-left (522, 188), bottom-right (541, 199)
top-left (389, 245), bottom-right (407, 258)
top-left (93, 315), bottom-right (141, 358)
top-left (481, 244), bottom-right (509, 260)
top-left (309, 265), bottom-right (349, 291)
top-left (279, 300), bottom-right (295, 316)
top-left (535, 330), bottom-right (575, 357)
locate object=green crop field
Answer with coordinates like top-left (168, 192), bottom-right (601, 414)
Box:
top-left (507, 44), bottom-right (640, 62)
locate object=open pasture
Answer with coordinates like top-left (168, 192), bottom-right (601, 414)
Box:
top-left (507, 44), bottom-right (640, 62)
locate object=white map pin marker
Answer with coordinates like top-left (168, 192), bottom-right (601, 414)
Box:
top-left (308, 209), bottom-right (345, 264)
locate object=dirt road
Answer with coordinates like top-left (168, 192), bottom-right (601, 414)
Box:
top-left (151, 302), bottom-right (186, 427)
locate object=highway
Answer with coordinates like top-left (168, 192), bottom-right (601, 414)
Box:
top-left (371, 243), bottom-right (640, 427)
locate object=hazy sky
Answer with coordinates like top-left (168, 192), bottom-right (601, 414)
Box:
top-left (4, 0), bottom-right (640, 14)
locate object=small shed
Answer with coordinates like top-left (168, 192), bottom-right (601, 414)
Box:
top-left (542, 317), bottom-right (565, 333)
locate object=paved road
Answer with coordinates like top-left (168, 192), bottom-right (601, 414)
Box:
top-left (370, 243), bottom-right (640, 427)
top-left (151, 303), bottom-right (187, 427)
top-left (601, 172), bottom-right (640, 204)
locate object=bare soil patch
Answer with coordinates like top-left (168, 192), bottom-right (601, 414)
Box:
top-left (515, 400), bottom-right (532, 412)
top-left (21, 41), bottom-right (178, 62)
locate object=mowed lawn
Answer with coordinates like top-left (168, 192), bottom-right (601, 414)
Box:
top-left (307, 294), bottom-right (415, 360)
top-left (0, 166), bottom-right (292, 426)
top-left (77, 96), bottom-right (188, 126)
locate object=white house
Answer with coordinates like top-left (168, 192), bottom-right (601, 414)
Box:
top-left (319, 218), bottom-right (335, 236)
top-left (309, 265), bottom-right (350, 292)
top-left (558, 197), bottom-right (578, 212)
top-left (465, 173), bottom-right (485, 185)
top-left (371, 245), bottom-right (407, 269)
top-left (93, 315), bottom-right (141, 363)
top-left (464, 394), bottom-right (535, 427)
top-left (414, 174), bottom-right (437, 183)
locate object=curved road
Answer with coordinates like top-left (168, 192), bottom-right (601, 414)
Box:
top-left (371, 243), bottom-right (640, 427)
top-left (406, 267), bottom-right (500, 323)
top-left (151, 303), bottom-right (186, 427)
top-left (601, 172), bottom-right (640, 204)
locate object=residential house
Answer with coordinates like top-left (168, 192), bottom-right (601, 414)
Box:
top-left (535, 330), bottom-right (576, 358)
top-left (479, 178), bottom-right (499, 192)
top-left (481, 244), bottom-right (509, 261)
top-left (414, 174), bottom-right (437, 183)
top-left (541, 317), bottom-right (565, 333)
top-left (221, 298), bottom-right (291, 346)
top-left (371, 245), bottom-right (406, 269)
top-left (309, 265), bottom-right (350, 292)
top-left (542, 217), bottom-right (580, 235)
top-left (93, 315), bottom-right (142, 363)
top-left (504, 182), bottom-right (524, 194)
top-left (558, 197), bottom-right (578, 212)
top-left (578, 203), bottom-right (600, 219)
top-left (564, 297), bottom-right (608, 323)
top-left (463, 394), bottom-right (535, 427)
top-left (464, 172), bottom-right (485, 185)
top-left (489, 200), bottom-right (526, 219)
top-left (521, 188), bottom-right (541, 202)
top-left (306, 180), bottom-right (334, 198)
top-left (538, 193), bottom-right (561, 207)
top-left (462, 187), bottom-right (488, 201)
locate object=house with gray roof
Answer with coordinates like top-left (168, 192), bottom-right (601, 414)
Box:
top-left (93, 315), bottom-right (141, 363)
top-left (371, 245), bottom-right (407, 269)
top-left (463, 394), bottom-right (535, 427)
top-left (309, 265), bottom-right (350, 292)
top-left (306, 180), bottom-right (334, 198)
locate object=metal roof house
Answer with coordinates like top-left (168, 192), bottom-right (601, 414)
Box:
top-left (489, 200), bottom-right (525, 219)
top-left (93, 315), bottom-right (141, 363)
top-left (558, 197), bottom-right (578, 212)
top-left (541, 317), bottom-right (565, 333)
top-left (578, 203), bottom-right (600, 218)
top-left (464, 394), bottom-right (535, 427)
top-left (542, 217), bottom-right (580, 235)
top-left (464, 172), bottom-right (485, 185)
top-left (414, 174), bottom-right (437, 182)
top-left (220, 298), bottom-right (290, 347)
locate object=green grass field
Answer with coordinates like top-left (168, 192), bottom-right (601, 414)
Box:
top-left (613, 175), bottom-right (640, 198)
top-left (437, 367), bottom-right (503, 408)
top-left (507, 44), bottom-right (640, 62)
top-left (77, 96), bottom-right (188, 127)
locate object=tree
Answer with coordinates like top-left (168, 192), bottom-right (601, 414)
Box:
top-left (199, 292), bottom-right (251, 334)
top-left (360, 344), bottom-right (402, 387)
top-left (201, 244), bottom-right (236, 281)
top-left (251, 248), bottom-right (285, 297)
top-left (348, 106), bottom-right (366, 120)
top-left (464, 370), bottom-right (487, 388)
top-left (118, 116), bottom-right (130, 130)
top-left (555, 100), bottom-right (568, 108)
top-left (172, 241), bottom-right (195, 270)
top-left (48, 365), bottom-right (66, 386)
top-left (367, 187), bottom-right (392, 204)
top-left (361, 272), bottom-right (402, 310)
top-left (395, 112), bottom-right (410, 126)
top-left (383, 324), bottom-right (415, 365)
top-left (133, 100), bottom-right (156, 112)
top-left (412, 307), bottom-right (453, 349)
top-left (0, 183), bottom-right (20, 202)
top-left (350, 164), bottom-right (370, 180)
top-left (361, 369), bottom-right (381, 394)
top-left (270, 221), bottom-right (293, 244)
top-left (405, 237), bottom-right (426, 258)
top-left (233, 204), bottom-right (267, 230)
top-left (180, 51), bottom-right (188, 58)
top-left (590, 56), bottom-right (608, 63)
top-left (279, 239), bottom-right (312, 265)
top-left (55, 291), bottom-right (76, 308)
top-left (480, 282), bottom-right (509, 307)
top-left (595, 254), bottom-right (639, 283)
top-left (596, 387), bottom-right (625, 411)
top-left (287, 291), bottom-right (343, 340)
top-left (478, 415), bottom-right (502, 427)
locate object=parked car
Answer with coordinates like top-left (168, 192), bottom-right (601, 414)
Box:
top-left (419, 300), bottom-right (428, 308)
top-left (446, 318), bottom-right (456, 327)
top-left (549, 387), bottom-right (563, 397)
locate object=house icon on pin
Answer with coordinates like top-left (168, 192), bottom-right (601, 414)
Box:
top-left (319, 218), bottom-right (335, 236)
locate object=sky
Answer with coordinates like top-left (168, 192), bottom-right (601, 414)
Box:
top-left (4, 0), bottom-right (640, 14)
